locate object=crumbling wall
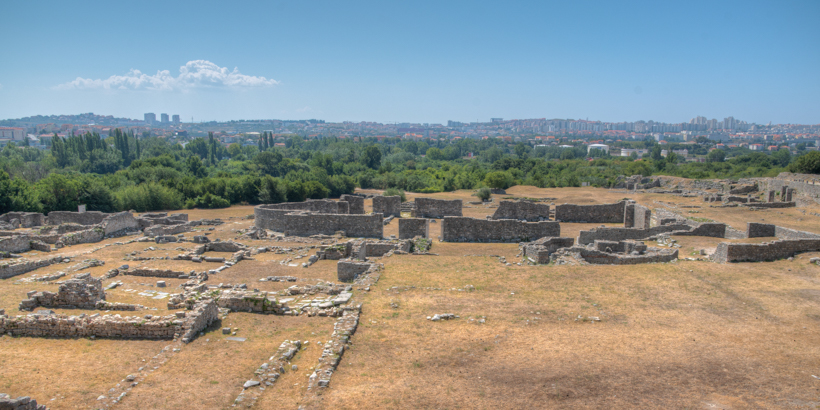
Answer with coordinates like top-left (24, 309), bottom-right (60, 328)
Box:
top-left (340, 195), bottom-right (365, 214)
top-left (0, 394), bottom-right (49, 410)
top-left (337, 260), bottom-right (372, 282)
top-left (490, 201), bottom-right (550, 221)
top-left (0, 212), bottom-right (45, 228)
top-left (746, 223), bottom-right (820, 239)
top-left (413, 198), bottom-right (462, 218)
top-left (713, 239), bottom-right (820, 263)
top-left (372, 196), bottom-right (401, 217)
top-left (624, 203), bottom-right (651, 229)
top-left (523, 237), bottom-right (575, 263)
top-left (19, 273), bottom-right (104, 310)
top-left (217, 290), bottom-right (285, 314)
top-left (143, 221), bottom-right (198, 237)
top-left (100, 212), bottom-right (139, 236)
top-left (0, 236), bottom-right (35, 253)
top-left (441, 217), bottom-right (560, 242)
top-left (554, 201), bottom-right (626, 223)
top-left (0, 256), bottom-right (65, 280)
top-left (256, 200), bottom-right (348, 215)
top-left (577, 224), bottom-right (691, 245)
top-left (399, 218), bottom-right (429, 239)
top-left (125, 269), bottom-right (186, 278)
top-left (57, 227), bottom-right (104, 247)
top-left (46, 211), bottom-right (108, 226)
top-left (574, 247), bottom-right (678, 265)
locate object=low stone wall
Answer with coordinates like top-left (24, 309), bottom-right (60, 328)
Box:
top-left (399, 218), bottom-right (429, 239)
top-left (125, 269), bottom-right (186, 278)
top-left (337, 260), bottom-right (373, 282)
top-left (413, 198), bottom-right (462, 218)
top-left (747, 223), bottom-right (820, 239)
top-left (554, 201), bottom-right (626, 223)
top-left (256, 200), bottom-right (348, 215)
top-left (1, 299), bottom-right (216, 343)
top-left (46, 211), bottom-right (108, 226)
top-left (372, 196), bottom-right (401, 217)
top-left (217, 290), bottom-right (285, 314)
top-left (742, 202), bottom-right (796, 208)
top-left (340, 195), bottom-right (365, 214)
top-left (19, 273), bottom-right (104, 310)
top-left (675, 222), bottom-right (727, 238)
top-left (441, 217), bottom-right (560, 242)
top-left (574, 246), bottom-right (678, 265)
top-left (523, 237), bottom-right (575, 263)
top-left (490, 200), bottom-right (550, 221)
top-left (577, 224), bottom-right (691, 245)
top-left (143, 221), bottom-right (197, 237)
top-left (0, 256), bottom-right (65, 280)
top-left (357, 242), bottom-right (401, 259)
top-left (57, 227), bottom-right (104, 247)
top-left (258, 212), bottom-right (383, 238)
top-left (0, 394), bottom-right (48, 410)
top-left (713, 239), bottom-right (820, 263)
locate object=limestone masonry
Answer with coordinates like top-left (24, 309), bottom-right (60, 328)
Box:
top-left (372, 196), bottom-right (401, 217)
top-left (490, 200), bottom-right (550, 221)
top-left (554, 201), bottom-right (626, 223)
top-left (413, 198), bottom-right (462, 218)
top-left (441, 217), bottom-right (560, 242)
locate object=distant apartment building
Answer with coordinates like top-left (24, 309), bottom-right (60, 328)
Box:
top-left (161, 113), bottom-right (169, 124)
top-left (144, 113), bottom-right (156, 125)
top-left (172, 115), bottom-right (180, 125)
top-left (0, 127), bottom-right (26, 140)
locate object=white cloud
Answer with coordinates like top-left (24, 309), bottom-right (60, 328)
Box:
top-left (56, 60), bottom-right (278, 91)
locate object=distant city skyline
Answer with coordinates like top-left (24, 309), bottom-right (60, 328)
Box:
top-left (1, 1), bottom-right (818, 124)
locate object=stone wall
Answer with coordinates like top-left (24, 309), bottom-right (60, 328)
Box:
top-left (46, 211), bottom-right (108, 226)
top-left (340, 195), bottom-right (365, 214)
top-left (746, 223), bottom-right (820, 239)
top-left (578, 224), bottom-right (691, 245)
top-left (100, 212), bottom-right (139, 236)
top-left (554, 201), bottom-right (626, 223)
top-left (441, 217), bottom-right (560, 242)
top-left (0, 394), bottom-right (48, 410)
top-left (523, 237), bottom-right (575, 263)
top-left (1, 299), bottom-right (216, 343)
top-left (398, 218), bottom-right (429, 239)
top-left (766, 172), bottom-right (820, 204)
top-left (57, 227), bottom-right (104, 247)
top-left (337, 260), bottom-right (373, 282)
top-left (125, 269), bottom-right (186, 278)
top-left (0, 212), bottom-right (45, 228)
top-left (256, 210), bottom-right (383, 238)
top-left (217, 290), bottom-right (285, 314)
top-left (624, 203), bottom-right (651, 229)
top-left (357, 242), bottom-right (400, 259)
top-left (573, 246), bottom-right (678, 265)
top-left (713, 239), bottom-right (820, 263)
top-left (257, 200), bottom-right (348, 215)
top-left (0, 257), bottom-right (65, 280)
top-left (413, 198), bottom-right (462, 218)
top-left (372, 196), bottom-right (401, 217)
top-left (675, 222), bottom-right (727, 238)
top-left (490, 200), bottom-right (550, 221)
top-left (0, 236), bottom-right (35, 253)
top-left (19, 273), bottom-right (104, 310)
top-left (143, 222), bottom-right (197, 237)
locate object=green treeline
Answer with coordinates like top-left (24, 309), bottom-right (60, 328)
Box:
top-left (1, 130), bottom-right (818, 214)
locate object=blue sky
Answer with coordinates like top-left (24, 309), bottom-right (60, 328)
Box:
top-left (0, 0), bottom-right (817, 124)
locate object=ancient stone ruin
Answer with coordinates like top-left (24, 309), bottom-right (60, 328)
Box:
top-left (372, 195), bottom-right (401, 217)
top-left (413, 198), bottom-right (462, 218)
top-left (490, 200), bottom-right (550, 221)
top-left (441, 216), bottom-right (560, 242)
top-left (399, 218), bottom-right (429, 239)
top-left (554, 201), bottom-right (626, 223)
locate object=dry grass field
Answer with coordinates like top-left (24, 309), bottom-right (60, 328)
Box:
top-left (3, 185), bottom-right (820, 409)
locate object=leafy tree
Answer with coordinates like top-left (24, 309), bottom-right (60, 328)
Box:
top-left (790, 151), bottom-right (820, 174)
top-left (771, 148), bottom-right (792, 167)
top-left (707, 149), bottom-right (726, 163)
top-left (484, 171), bottom-right (514, 189)
top-left (360, 145), bottom-right (382, 169)
top-left (384, 187), bottom-right (406, 202)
